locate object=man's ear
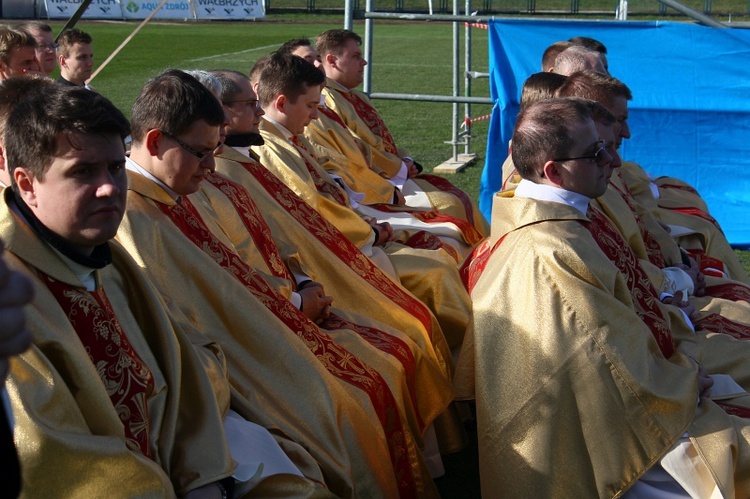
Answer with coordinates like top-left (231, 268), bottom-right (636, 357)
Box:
top-left (144, 129), bottom-right (163, 156)
top-left (541, 159), bottom-right (564, 188)
top-left (324, 52), bottom-right (337, 69)
top-left (273, 94), bottom-right (287, 114)
top-left (58, 53), bottom-right (67, 69)
top-left (13, 167), bottom-right (37, 207)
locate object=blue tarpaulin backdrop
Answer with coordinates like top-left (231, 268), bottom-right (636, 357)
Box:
top-left (479, 20), bottom-right (750, 245)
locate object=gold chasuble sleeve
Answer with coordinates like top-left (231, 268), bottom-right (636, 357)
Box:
top-left (456, 193), bottom-right (750, 497)
top-left (118, 172), bottom-right (414, 497)
top-left (213, 149), bottom-right (453, 379)
top-left (323, 80), bottom-right (405, 178)
top-left (0, 197), bottom-right (234, 496)
top-left (304, 111), bottom-right (397, 205)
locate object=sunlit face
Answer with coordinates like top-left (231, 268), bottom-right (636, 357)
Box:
top-left (0, 46), bottom-right (39, 79)
top-left (223, 76), bottom-right (264, 135)
top-left (554, 118), bottom-right (613, 199)
top-left (60, 42), bottom-right (93, 85)
top-left (329, 38), bottom-right (367, 89)
top-left (281, 84), bottom-right (320, 135)
top-left (608, 95), bottom-right (630, 143)
top-left (595, 120), bottom-right (622, 171)
top-left (291, 45), bottom-right (324, 71)
top-left (154, 119), bottom-right (220, 195)
top-left (29, 28), bottom-right (56, 75)
top-left (15, 132), bottom-right (126, 254)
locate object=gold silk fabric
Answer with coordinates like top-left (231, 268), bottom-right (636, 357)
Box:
top-left (118, 171), bottom-right (412, 497)
top-left (0, 193), bottom-right (234, 497)
top-left (455, 191), bottom-right (750, 497)
top-left (214, 148), bottom-right (455, 379)
top-left (255, 125), bottom-right (471, 352)
top-left (304, 108), bottom-right (397, 204)
top-left (620, 161), bottom-right (749, 283)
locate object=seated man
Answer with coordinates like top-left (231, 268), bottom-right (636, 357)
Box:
top-left (57, 28), bottom-right (93, 88)
top-left (3, 84), bottom-right (234, 496)
top-left (316, 29), bottom-right (488, 234)
top-left (456, 97), bottom-right (750, 497)
top-left (118, 68), bottom-right (433, 497)
top-left (0, 26), bottom-right (39, 80)
top-left (255, 52), bottom-right (472, 356)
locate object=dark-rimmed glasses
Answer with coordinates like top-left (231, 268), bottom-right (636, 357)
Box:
top-left (160, 130), bottom-right (221, 161)
top-left (553, 140), bottom-right (607, 164)
top-left (223, 98), bottom-right (260, 109)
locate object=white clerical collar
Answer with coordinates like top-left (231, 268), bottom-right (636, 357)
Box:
top-left (231, 145), bottom-right (252, 158)
top-left (126, 156), bottom-right (181, 202)
top-left (515, 179), bottom-right (592, 216)
top-left (263, 117), bottom-right (294, 142)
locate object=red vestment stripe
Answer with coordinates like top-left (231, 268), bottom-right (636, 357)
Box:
top-left (317, 105), bottom-right (348, 129)
top-left (586, 206), bottom-right (676, 358)
top-left (289, 136), bottom-right (349, 207)
top-left (369, 203), bottom-right (483, 246)
top-left (660, 205), bottom-right (723, 233)
top-left (39, 272), bottom-right (154, 458)
top-left (704, 282), bottom-right (750, 304)
top-left (403, 230), bottom-right (460, 263)
top-left (658, 183), bottom-right (700, 197)
top-left (694, 313), bottom-right (750, 340)
top-left (205, 171), bottom-right (425, 430)
top-left (459, 236), bottom-right (506, 294)
top-left (715, 401), bottom-right (750, 419)
top-left (335, 88), bottom-right (399, 155)
top-left (416, 173), bottom-right (478, 231)
top-left (155, 196), bottom-right (417, 496)
top-left (610, 171), bottom-right (666, 268)
top-left (238, 157), bottom-right (435, 337)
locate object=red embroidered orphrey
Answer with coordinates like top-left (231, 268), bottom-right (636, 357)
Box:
top-left (317, 105), bottom-right (348, 129)
top-left (609, 171), bottom-right (666, 268)
top-left (289, 135), bottom-right (349, 207)
top-left (369, 203), bottom-right (483, 246)
top-left (238, 156), bottom-right (435, 337)
top-left (204, 171), bottom-right (424, 430)
top-left (335, 88), bottom-right (400, 155)
top-left (155, 196), bottom-right (417, 496)
top-left (39, 272), bottom-right (154, 458)
top-left (585, 206), bottom-right (676, 358)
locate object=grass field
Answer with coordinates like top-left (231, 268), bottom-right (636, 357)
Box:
top-left (38, 16), bottom-right (750, 271)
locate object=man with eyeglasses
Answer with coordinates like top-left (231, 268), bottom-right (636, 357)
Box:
top-left (16, 22), bottom-right (56, 76)
top-left (0, 26), bottom-right (40, 81)
top-left (456, 97), bottom-right (750, 498)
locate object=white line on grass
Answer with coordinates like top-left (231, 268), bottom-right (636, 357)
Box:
top-left (187, 44), bottom-right (278, 63)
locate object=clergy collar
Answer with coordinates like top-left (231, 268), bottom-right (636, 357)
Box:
top-left (9, 191), bottom-right (112, 270)
top-left (126, 156), bottom-right (181, 202)
top-left (223, 132), bottom-right (264, 148)
top-left (515, 179), bottom-right (592, 216)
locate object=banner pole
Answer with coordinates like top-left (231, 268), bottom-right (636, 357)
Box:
top-left (87, 0), bottom-right (170, 84)
top-left (54, 0), bottom-right (95, 41)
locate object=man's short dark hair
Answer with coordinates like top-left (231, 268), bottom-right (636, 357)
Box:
top-left (57, 28), bottom-right (92, 58)
top-left (541, 41), bottom-right (571, 71)
top-left (248, 57), bottom-right (268, 86)
top-left (277, 37), bottom-right (312, 56)
top-left (0, 75), bottom-right (54, 138)
top-left (520, 72), bottom-right (568, 111)
top-left (315, 29), bottom-right (362, 57)
top-left (130, 69), bottom-right (225, 145)
top-left (6, 85), bottom-right (130, 184)
top-left (556, 71), bottom-right (632, 109)
top-left (209, 69), bottom-right (247, 103)
top-left (511, 98), bottom-right (593, 181)
top-left (257, 52), bottom-right (324, 107)
top-left (0, 26), bottom-right (36, 65)
top-left (569, 36), bottom-right (608, 54)
top-left (15, 21), bottom-right (53, 35)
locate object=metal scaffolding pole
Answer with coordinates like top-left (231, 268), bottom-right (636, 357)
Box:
top-left (345, 0), bottom-right (354, 31)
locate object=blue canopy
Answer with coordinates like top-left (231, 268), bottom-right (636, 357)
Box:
top-left (479, 20), bottom-right (750, 245)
